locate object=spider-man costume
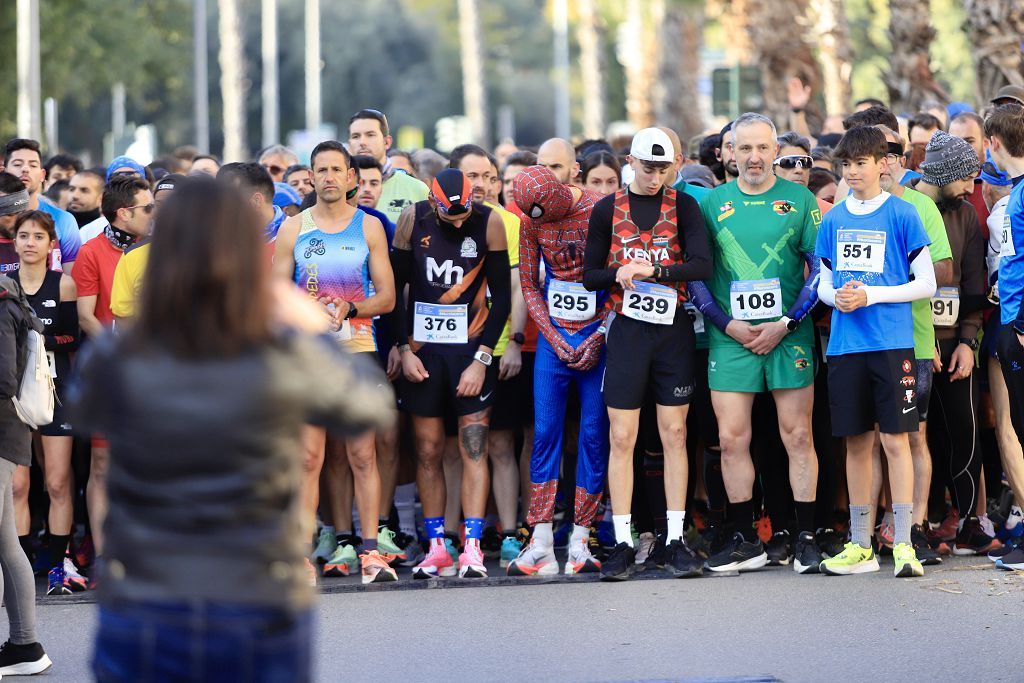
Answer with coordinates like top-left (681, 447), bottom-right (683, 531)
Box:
top-left (513, 165), bottom-right (609, 529)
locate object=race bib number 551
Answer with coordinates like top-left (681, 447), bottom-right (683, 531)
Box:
top-left (413, 302), bottom-right (468, 344)
top-left (622, 281), bottom-right (677, 325)
top-left (836, 229), bottom-right (886, 273)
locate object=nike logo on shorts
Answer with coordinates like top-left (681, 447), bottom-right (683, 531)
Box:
top-left (479, 392), bottom-right (493, 402)
top-left (902, 407), bottom-right (915, 414)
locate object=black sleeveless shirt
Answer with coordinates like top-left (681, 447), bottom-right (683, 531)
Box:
top-left (11, 269), bottom-right (76, 384)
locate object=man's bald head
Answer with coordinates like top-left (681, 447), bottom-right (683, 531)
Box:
top-left (658, 127), bottom-right (684, 174)
top-left (537, 137), bottom-right (579, 184)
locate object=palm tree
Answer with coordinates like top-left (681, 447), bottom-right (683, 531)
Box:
top-left (964, 0), bottom-right (1024, 104)
top-left (458, 0), bottom-right (489, 147)
top-left (812, 0), bottom-right (852, 116)
top-left (218, 0), bottom-right (247, 161)
top-left (577, 0), bottom-right (607, 139)
top-left (617, 0), bottom-right (656, 129)
top-left (885, 0), bottom-right (948, 113)
top-left (654, 0), bottom-right (704, 142)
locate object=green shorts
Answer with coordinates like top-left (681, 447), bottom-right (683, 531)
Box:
top-left (708, 338), bottom-right (815, 393)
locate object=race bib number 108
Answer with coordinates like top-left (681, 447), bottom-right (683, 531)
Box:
top-left (730, 278), bottom-right (783, 321)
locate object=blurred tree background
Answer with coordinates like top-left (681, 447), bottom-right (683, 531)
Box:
top-left (0, 0), bottom-right (1020, 161)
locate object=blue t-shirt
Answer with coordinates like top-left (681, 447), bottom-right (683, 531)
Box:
top-left (1000, 178), bottom-right (1024, 324)
top-left (900, 170), bottom-right (922, 186)
top-left (37, 201), bottom-right (81, 269)
top-left (815, 195), bottom-right (929, 355)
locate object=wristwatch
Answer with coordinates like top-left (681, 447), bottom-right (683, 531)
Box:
top-left (473, 350), bottom-right (493, 367)
top-left (344, 302), bottom-right (359, 320)
top-left (780, 315), bottom-right (798, 332)
top-left (510, 332), bottom-right (525, 346)
top-left (959, 337), bottom-right (980, 351)
top-left (652, 265), bottom-right (665, 280)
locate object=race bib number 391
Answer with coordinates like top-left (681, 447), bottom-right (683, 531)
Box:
top-left (622, 281), bottom-right (677, 325)
top-left (413, 302), bottom-right (468, 344)
top-left (730, 278), bottom-right (783, 321)
top-left (547, 279), bottom-right (597, 321)
top-left (931, 286), bottom-right (960, 328)
top-left (836, 229), bottom-right (886, 273)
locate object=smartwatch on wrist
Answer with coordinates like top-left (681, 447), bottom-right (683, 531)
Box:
top-left (959, 337), bottom-right (980, 351)
top-left (344, 302), bottom-right (358, 320)
top-left (510, 332), bottom-right (525, 346)
top-left (473, 350), bottom-right (493, 367)
top-left (780, 315), bottom-right (798, 332)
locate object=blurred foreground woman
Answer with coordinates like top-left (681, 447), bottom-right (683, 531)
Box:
top-left (70, 177), bottom-right (395, 683)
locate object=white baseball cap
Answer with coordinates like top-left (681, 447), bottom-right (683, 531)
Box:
top-left (629, 127), bottom-right (674, 163)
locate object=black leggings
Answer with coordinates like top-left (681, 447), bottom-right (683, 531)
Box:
top-left (927, 337), bottom-right (983, 518)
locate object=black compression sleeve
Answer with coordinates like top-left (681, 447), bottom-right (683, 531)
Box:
top-left (387, 248), bottom-right (413, 344)
top-left (582, 196), bottom-right (617, 291)
top-left (656, 192), bottom-right (713, 282)
top-left (480, 250), bottom-right (512, 350)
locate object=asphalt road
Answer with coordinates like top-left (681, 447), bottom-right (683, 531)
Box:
top-left (26, 555), bottom-right (1024, 682)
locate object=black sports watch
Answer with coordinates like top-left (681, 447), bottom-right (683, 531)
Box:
top-left (344, 302), bottom-right (359, 320)
top-left (510, 332), bottom-right (525, 346)
top-left (959, 337), bottom-right (979, 351)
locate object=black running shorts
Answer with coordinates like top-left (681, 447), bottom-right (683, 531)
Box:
top-left (826, 348), bottom-right (918, 436)
top-left (399, 352), bottom-right (498, 418)
top-left (603, 308), bottom-right (696, 410)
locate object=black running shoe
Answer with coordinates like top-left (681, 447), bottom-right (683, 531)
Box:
top-left (665, 539), bottom-right (703, 578)
top-left (911, 523), bottom-right (942, 566)
top-left (953, 516), bottom-right (999, 556)
top-left (815, 527), bottom-right (847, 558)
top-left (996, 546), bottom-right (1024, 570)
top-left (0, 641), bottom-right (52, 676)
top-left (599, 542), bottom-right (636, 581)
top-left (989, 538), bottom-right (1020, 562)
top-left (793, 531), bottom-right (822, 574)
top-left (766, 530), bottom-right (793, 566)
top-left (643, 531), bottom-right (667, 571)
top-left (705, 532), bottom-right (768, 573)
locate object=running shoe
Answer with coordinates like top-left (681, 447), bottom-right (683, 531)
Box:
top-left (705, 533), bottom-right (768, 573)
top-left (46, 564), bottom-right (71, 596)
top-left (910, 524), bottom-right (942, 566)
top-left (995, 546), bottom-right (1024, 570)
top-left (565, 540), bottom-right (601, 575)
top-left (931, 509), bottom-right (960, 542)
top-left (0, 640), bottom-right (52, 676)
top-left (693, 523), bottom-right (728, 560)
top-left (376, 527), bottom-right (407, 565)
top-left (815, 528), bottom-right (847, 559)
top-left (766, 530), bottom-right (793, 566)
top-left (63, 557), bottom-right (88, 592)
top-left (499, 534), bottom-right (521, 568)
top-left (989, 538), bottom-right (1020, 562)
top-left (73, 533), bottom-right (95, 571)
top-left (665, 539), bottom-right (702, 578)
top-left (507, 542), bottom-right (559, 576)
top-left (644, 532), bottom-right (667, 570)
top-left (599, 542), bottom-right (636, 581)
top-left (953, 516), bottom-right (1001, 556)
top-left (311, 528), bottom-right (337, 564)
top-left (397, 532), bottom-right (425, 568)
top-left (925, 524), bottom-right (952, 555)
top-left (793, 531), bottom-right (822, 574)
top-left (893, 542), bottom-right (924, 577)
top-left (481, 526), bottom-right (502, 559)
top-left (458, 543), bottom-right (488, 579)
top-left (323, 544), bottom-right (358, 577)
top-left (413, 542), bottom-right (456, 579)
top-left (360, 549), bottom-right (398, 584)
top-left (819, 542), bottom-right (879, 575)
top-left (635, 532), bottom-right (656, 565)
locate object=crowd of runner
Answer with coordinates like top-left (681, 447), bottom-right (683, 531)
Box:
top-left (4, 87), bottom-right (1024, 609)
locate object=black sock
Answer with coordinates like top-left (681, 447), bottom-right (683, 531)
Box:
top-left (794, 501), bottom-right (816, 535)
top-left (18, 534), bottom-right (33, 561)
top-left (48, 534), bottom-right (71, 567)
top-left (732, 500), bottom-right (756, 542)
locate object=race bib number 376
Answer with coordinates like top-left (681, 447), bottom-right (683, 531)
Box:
top-left (413, 302), bottom-right (468, 344)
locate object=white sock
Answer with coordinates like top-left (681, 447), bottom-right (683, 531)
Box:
top-left (667, 510), bottom-right (686, 542)
top-left (394, 483), bottom-right (418, 537)
top-left (570, 524), bottom-right (589, 546)
top-left (532, 522), bottom-right (554, 549)
top-left (613, 514), bottom-right (634, 547)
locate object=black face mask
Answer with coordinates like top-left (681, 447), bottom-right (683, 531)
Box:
top-left (68, 207), bottom-right (101, 228)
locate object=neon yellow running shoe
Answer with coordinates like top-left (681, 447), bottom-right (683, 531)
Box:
top-left (893, 542), bottom-right (924, 577)
top-left (819, 542), bottom-right (880, 575)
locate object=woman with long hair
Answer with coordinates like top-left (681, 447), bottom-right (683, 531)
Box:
top-left (70, 176), bottom-right (395, 682)
top-left (10, 210), bottom-right (83, 595)
top-left (580, 150), bottom-right (622, 197)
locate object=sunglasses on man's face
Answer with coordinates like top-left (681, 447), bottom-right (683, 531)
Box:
top-left (263, 164), bottom-right (284, 177)
top-left (125, 203), bottom-right (155, 215)
top-left (774, 155), bottom-right (813, 170)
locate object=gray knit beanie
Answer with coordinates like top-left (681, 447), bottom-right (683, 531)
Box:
top-left (920, 130), bottom-right (981, 186)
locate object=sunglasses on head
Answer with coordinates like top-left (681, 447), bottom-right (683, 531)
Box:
top-left (774, 155), bottom-right (813, 170)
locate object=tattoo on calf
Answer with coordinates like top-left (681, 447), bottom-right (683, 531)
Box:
top-left (460, 423), bottom-right (488, 461)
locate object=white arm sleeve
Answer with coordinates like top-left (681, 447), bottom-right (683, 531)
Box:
top-left (818, 261), bottom-right (837, 307)
top-left (863, 245), bottom-right (937, 306)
